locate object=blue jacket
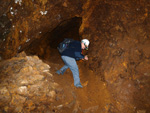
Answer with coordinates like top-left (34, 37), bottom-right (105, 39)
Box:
top-left (60, 41), bottom-right (84, 60)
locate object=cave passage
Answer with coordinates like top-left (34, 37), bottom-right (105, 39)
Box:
top-left (0, 15), bottom-right (111, 113)
top-left (24, 17), bottom-right (82, 62)
top-left (1, 0), bottom-right (150, 112)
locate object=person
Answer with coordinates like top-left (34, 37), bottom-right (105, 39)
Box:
top-left (56, 39), bottom-right (90, 88)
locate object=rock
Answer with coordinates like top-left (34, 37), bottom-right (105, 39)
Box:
top-left (14, 105), bottom-right (23, 113)
top-left (10, 95), bottom-right (26, 106)
top-left (33, 74), bottom-right (45, 81)
top-left (16, 51), bottom-right (27, 57)
top-left (43, 71), bottom-right (53, 77)
top-left (28, 61), bottom-right (35, 66)
top-left (28, 83), bottom-right (44, 96)
top-left (0, 54), bottom-right (60, 112)
top-left (24, 100), bottom-right (36, 111)
top-left (57, 104), bottom-right (63, 109)
top-left (17, 73), bottom-right (45, 85)
top-left (47, 90), bottom-right (56, 98)
top-left (19, 79), bottom-right (29, 86)
top-left (0, 87), bottom-right (11, 106)
top-left (4, 106), bottom-right (9, 112)
top-left (17, 86), bottom-right (28, 95)
top-left (20, 66), bottom-right (33, 73)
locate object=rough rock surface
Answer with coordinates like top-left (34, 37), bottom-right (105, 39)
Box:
top-left (0, 0), bottom-right (150, 113)
top-left (81, 1), bottom-right (150, 112)
top-left (0, 52), bottom-right (111, 113)
top-left (0, 52), bottom-right (59, 112)
top-left (0, 0), bottom-right (85, 59)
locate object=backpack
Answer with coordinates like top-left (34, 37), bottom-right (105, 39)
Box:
top-left (57, 38), bottom-right (74, 53)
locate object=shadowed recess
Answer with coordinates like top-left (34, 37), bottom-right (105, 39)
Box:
top-left (24, 17), bottom-right (82, 60)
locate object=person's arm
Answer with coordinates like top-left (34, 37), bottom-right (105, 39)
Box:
top-left (75, 53), bottom-right (88, 61)
top-left (74, 52), bottom-right (84, 59)
top-left (73, 41), bottom-right (88, 60)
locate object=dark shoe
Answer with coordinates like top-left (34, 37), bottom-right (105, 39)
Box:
top-left (75, 84), bottom-right (83, 88)
top-left (56, 70), bottom-right (64, 75)
top-left (61, 70), bottom-right (65, 75)
top-left (56, 70), bottom-right (61, 75)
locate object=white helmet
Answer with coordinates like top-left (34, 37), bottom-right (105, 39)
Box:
top-left (81, 39), bottom-right (90, 48)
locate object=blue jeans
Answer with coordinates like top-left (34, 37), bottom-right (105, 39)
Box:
top-left (60, 56), bottom-right (82, 87)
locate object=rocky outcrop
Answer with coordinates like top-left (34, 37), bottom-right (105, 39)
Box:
top-left (0, 52), bottom-right (60, 112)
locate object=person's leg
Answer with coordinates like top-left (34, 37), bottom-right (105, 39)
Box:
top-left (56, 55), bottom-right (69, 75)
top-left (56, 64), bottom-right (68, 75)
top-left (59, 65), bottom-right (68, 74)
top-left (61, 56), bottom-right (82, 88)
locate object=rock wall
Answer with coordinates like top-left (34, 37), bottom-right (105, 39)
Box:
top-left (80, 0), bottom-right (150, 112)
top-left (0, 0), bottom-right (85, 59)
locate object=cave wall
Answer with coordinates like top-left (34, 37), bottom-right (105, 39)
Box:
top-left (79, 0), bottom-right (150, 112)
top-left (0, 0), bottom-right (150, 113)
top-left (0, 0), bottom-right (85, 59)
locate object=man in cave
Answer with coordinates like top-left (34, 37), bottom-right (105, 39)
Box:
top-left (56, 39), bottom-right (90, 88)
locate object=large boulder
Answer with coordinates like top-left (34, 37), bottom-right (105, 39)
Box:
top-left (0, 52), bottom-right (59, 112)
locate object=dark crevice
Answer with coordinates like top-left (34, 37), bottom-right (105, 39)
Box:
top-left (23, 17), bottom-right (82, 61)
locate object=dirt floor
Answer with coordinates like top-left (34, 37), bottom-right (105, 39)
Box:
top-left (43, 50), bottom-right (111, 113)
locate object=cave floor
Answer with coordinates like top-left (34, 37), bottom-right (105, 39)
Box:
top-left (44, 57), bottom-right (111, 113)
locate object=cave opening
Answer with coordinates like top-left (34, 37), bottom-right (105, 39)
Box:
top-left (24, 17), bottom-right (82, 63)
